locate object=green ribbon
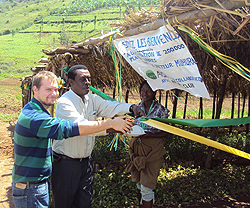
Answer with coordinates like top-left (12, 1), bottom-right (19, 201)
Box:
top-left (90, 86), bottom-right (116, 101)
top-left (138, 116), bottom-right (250, 127)
top-left (90, 85), bottom-right (250, 127)
top-left (59, 66), bottom-right (70, 74)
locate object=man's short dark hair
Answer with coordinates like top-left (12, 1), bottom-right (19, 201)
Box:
top-left (68, 65), bottom-right (88, 80)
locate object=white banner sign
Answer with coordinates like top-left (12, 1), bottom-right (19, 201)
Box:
top-left (113, 25), bottom-right (210, 99)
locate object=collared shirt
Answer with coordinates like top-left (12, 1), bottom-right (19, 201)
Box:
top-left (53, 89), bottom-right (131, 158)
top-left (13, 97), bottom-right (79, 183)
top-left (136, 100), bottom-right (169, 133)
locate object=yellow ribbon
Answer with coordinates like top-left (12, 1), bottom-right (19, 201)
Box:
top-left (142, 119), bottom-right (250, 160)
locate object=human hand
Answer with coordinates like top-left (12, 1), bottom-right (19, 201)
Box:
top-left (111, 117), bottom-right (133, 135)
top-left (130, 105), bottom-right (146, 117)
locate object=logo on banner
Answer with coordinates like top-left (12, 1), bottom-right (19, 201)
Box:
top-left (146, 70), bottom-right (157, 79)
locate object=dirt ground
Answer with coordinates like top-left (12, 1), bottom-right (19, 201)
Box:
top-left (0, 78), bottom-right (19, 208)
top-left (1, 78), bottom-right (250, 208)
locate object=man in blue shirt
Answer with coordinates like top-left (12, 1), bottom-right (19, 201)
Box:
top-left (12, 70), bottom-right (133, 208)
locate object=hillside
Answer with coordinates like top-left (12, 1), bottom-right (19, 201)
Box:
top-left (0, 0), bottom-right (160, 78)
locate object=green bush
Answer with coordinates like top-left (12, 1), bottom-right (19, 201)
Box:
top-left (156, 164), bottom-right (250, 206)
top-left (3, 29), bottom-right (11, 35)
top-left (92, 133), bottom-right (250, 207)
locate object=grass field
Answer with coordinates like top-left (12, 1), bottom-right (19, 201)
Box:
top-left (0, 32), bottom-right (57, 78)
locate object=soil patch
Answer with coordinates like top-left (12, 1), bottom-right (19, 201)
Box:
top-left (0, 78), bottom-right (20, 208)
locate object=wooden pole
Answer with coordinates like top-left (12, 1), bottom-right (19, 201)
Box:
top-left (172, 90), bottom-right (179, 119)
top-left (158, 90), bottom-right (162, 104)
top-left (183, 92), bottom-right (188, 119)
top-left (241, 92), bottom-right (246, 118)
top-left (246, 92), bottom-right (250, 133)
top-left (125, 89), bottom-right (129, 103)
top-left (206, 75), bottom-right (227, 168)
top-left (199, 97), bottom-right (203, 119)
top-left (212, 88), bottom-right (216, 119)
top-left (165, 91), bottom-right (169, 109)
top-left (238, 93), bottom-right (241, 118)
top-left (113, 88), bottom-right (116, 99)
top-left (230, 92), bottom-right (235, 133)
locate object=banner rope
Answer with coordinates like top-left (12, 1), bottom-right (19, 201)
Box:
top-left (108, 38), bottom-right (127, 150)
top-left (172, 17), bottom-right (250, 82)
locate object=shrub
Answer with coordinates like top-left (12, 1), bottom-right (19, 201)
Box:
top-left (3, 29), bottom-right (11, 35)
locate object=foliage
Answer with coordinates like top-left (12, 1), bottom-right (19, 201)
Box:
top-left (0, 0), bottom-right (160, 36)
top-left (92, 135), bottom-right (135, 207)
top-left (0, 0), bottom-right (161, 78)
top-left (92, 136), bottom-right (250, 207)
top-left (0, 32), bottom-right (55, 78)
top-left (93, 169), bottom-right (136, 207)
top-left (53, 0), bottom-right (160, 14)
top-left (163, 129), bottom-right (250, 167)
top-left (156, 164), bottom-right (250, 206)
top-left (92, 134), bottom-right (130, 167)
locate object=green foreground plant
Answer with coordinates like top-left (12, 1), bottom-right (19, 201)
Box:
top-left (92, 134), bottom-right (250, 207)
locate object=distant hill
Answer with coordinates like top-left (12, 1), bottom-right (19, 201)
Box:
top-left (0, 0), bottom-right (160, 78)
top-left (0, 0), bottom-right (160, 36)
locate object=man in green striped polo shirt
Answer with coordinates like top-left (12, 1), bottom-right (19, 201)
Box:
top-left (12, 71), bottom-right (133, 208)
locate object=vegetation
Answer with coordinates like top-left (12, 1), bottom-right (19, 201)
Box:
top-left (91, 135), bottom-right (250, 207)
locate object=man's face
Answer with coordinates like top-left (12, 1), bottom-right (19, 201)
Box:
top-left (33, 78), bottom-right (59, 109)
top-left (69, 69), bottom-right (91, 98)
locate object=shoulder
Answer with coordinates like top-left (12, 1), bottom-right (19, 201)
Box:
top-left (87, 93), bottom-right (107, 103)
top-left (59, 90), bottom-right (71, 99)
top-left (57, 90), bottom-right (75, 103)
top-left (154, 101), bottom-right (169, 113)
top-left (88, 92), bottom-right (97, 99)
top-left (154, 101), bottom-right (165, 108)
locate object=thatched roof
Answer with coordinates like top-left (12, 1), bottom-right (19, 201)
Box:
top-left (40, 0), bottom-right (249, 95)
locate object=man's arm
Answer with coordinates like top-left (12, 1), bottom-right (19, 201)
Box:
top-left (78, 117), bottom-right (133, 135)
top-left (91, 94), bottom-right (145, 118)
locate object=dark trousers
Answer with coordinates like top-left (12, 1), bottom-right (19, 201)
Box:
top-left (52, 156), bottom-right (93, 208)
